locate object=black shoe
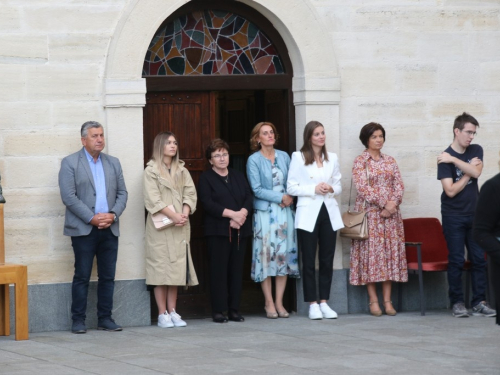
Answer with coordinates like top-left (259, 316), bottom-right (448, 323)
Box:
top-left (97, 318), bottom-right (123, 331)
top-left (71, 320), bottom-right (87, 334)
top-left (212, 313), bottom-right (228, 323)
top-left (228, 310), bottom-right (245, 322)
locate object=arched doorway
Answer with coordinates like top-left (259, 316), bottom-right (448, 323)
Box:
top-left (103, 0), bottom-right (340, 323)
top-left (142, 1), bottom-right (295, 319)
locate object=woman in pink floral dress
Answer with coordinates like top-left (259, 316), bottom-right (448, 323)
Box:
top-left (350, 122), bottom-right (408, 316)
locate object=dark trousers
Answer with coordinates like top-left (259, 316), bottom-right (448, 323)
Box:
top-left (489, 257), bottom-right (500, 325)
top-left (298, 204), bottom-right (337, 302)
top-left (71, 227), bottom-right (118, 322)
top-left (442, 215), bottom-right (487, 307)
top-left (207, 233), bottom-right (247, 313)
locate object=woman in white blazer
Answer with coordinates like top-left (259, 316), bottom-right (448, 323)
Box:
top-left (287, 121), bottom-right (343, 320)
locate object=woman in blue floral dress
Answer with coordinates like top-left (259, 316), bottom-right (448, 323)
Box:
top-left (247, 122), bottom-right (299, 319)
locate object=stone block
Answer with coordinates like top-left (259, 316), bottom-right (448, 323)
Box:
top-left (4, 188), bottom-right (63, 219)
top-left (482, 147), bottom-right (500, 177)
top-left (0, 35), bottom-right (48, 64)
top-left (24, 5), bottom-right (122, 33)
top-left (417, 33), bottom-right (468, 62)
top-left (3, 218), bottom-right (51, 261)
top-left (430, 100), bottom-right (488, 121)
top-left (53, 102), bottom-right (104, 129)
top-left (417, 175), bottom-right (443, 218)
top-left (469, 32), bottom-right (500, 62)
top-left (476, 121), bottom-right (500, 147)
top-left (0, 64), bottom-right (26, 101)
top-left (480, 61), bottom-right (500, 91)
top-left (8, 279), bottom-right (150, 333)
top-left (26, 65), bottom-right (101, 101)
top-left (0, 102), bottom-right (51, 130)
top-left (398, 64), bottom-right (438, 93)
top-left (394, 150), bottom-right (423, 177)
top-left (0, 6), bottom-right (21, 32)
top-left (4, 130), bottom-right (79, 156)
top-left (341, 64), bottom-right (396, 96)
top-left (4, 157), bottom-right (59, 188)
top-left (425, 147), bottom-right (444, 177)
top-left (438, 62), bottom-right (478, 94)
top-left (392, 8), bottom-right (500, 32)
top-left (401, 176), bottom-right (419, 207)
top-left (49, 33), bottom-right (109, 64)
top-left (26, 258), bottom-right (76, 284)
top-left (353, 99), bottom-right (429, 124)
top-left (51, 216), bottom-right (73, 253)
top-left (332, 31), bottom-right (419, 61)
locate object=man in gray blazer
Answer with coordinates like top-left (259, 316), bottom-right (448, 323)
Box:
top-left (59, 121), bottom-right (128, 334)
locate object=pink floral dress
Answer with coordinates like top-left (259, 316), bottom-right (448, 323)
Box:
top-left (349, 150), bottom-right (408, 285)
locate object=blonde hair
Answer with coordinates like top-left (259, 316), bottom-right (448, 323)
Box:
top-left (150, 132), bottom-right (180, 187)
top-left (249, 122), bottom-right (279, 152)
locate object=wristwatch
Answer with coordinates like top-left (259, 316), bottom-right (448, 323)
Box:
top-left (110, 211), bottom-right (118, 223)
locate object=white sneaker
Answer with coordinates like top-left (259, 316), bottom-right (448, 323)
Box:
top-left (320, 303), bottom-right (338, 319)
top-left (309, 303), bottom-right (323, 320)
top-left (170, 309), bottom-right (187, 327)
top-left (158, 312), bottom-right (174, 328)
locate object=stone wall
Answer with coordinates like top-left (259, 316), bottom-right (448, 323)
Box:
top-left (0, 1), bottom-right (498, 322)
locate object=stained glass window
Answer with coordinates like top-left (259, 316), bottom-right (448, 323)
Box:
top-left (143, 10), bottom-right (285, 76)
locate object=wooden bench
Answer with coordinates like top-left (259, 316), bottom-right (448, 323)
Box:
top-left (0, 203), bottom-right (29, 340)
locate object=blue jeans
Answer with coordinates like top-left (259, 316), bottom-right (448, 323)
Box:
top-left (71, 227), bottom-right (118, 322)
top-left (442, 215), bottom-right (487, 307)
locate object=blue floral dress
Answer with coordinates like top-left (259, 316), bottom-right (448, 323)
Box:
top-left (251, 163), bottom-right (300, 282)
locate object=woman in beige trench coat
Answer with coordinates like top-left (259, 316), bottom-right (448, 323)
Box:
top-left (143, 132), bottom-right (198, 328)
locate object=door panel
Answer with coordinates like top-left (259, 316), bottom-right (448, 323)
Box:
top-left (143, 91), bottom-right (215, 317)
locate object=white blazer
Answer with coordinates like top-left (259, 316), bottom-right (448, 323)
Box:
top-left (287, 151), bottom-right (344, 232)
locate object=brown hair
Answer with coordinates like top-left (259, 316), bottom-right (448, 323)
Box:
top-left (249, 122), bottom-right (279, 152)
top-left (453, 112), bottom-right (479, 138)
top-left (300, 121), bottom-right (329, 166)
top-left (205, 138), bottom-right (230, 161)
top-left (359, 122), bottom-right (385, 148)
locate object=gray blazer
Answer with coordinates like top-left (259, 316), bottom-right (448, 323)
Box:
top-left (58, 147), bottom-right (128, 237)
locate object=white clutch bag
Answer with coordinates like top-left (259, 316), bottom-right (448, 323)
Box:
top-left (151, 205), bottom-right (175, 230)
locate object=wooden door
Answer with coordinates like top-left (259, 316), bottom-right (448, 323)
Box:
top-left (218, 89), bottom-right (295, 313)
top-left (143, 91), bottom-right (215, 318)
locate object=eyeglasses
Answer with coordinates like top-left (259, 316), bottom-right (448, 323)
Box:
top-left (461, 130), bottom-right (477, 136)
top-left (212, 153), bottom-right (229, 160)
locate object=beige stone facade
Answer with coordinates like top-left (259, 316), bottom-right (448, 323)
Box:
top-left (1, 0), bottom-right (499, 285)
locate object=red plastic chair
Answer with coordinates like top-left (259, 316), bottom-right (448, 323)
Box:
top-left (398, 217), bottom-right (471, 315)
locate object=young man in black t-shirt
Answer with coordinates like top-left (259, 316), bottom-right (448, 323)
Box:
top-left (437, 112), bottom-right (496, 318)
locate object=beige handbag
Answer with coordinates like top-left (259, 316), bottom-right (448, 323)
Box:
top-left (151, 205), bottom-right (176, 230)
top-left (339, 165), bottom-right (369, 240)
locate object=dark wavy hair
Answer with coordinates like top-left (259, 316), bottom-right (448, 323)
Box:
top-left (359, 122), bottom-right (385, 148)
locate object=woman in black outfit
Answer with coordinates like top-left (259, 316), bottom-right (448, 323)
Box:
top-left (198, 139), bottom-right (253, 323)
top-left (473, 172), bottom-right (500, 325)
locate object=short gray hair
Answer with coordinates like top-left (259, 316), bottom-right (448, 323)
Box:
top-left (81, 121), bottom-right (103, 137)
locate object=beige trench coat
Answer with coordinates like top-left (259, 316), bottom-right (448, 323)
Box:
top-left (143, 160), bottom-right (198, 286)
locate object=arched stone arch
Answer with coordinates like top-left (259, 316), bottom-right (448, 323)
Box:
top-left (104, 0), bottom-right (342, 287)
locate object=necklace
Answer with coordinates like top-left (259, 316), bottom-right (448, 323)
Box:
top-left (213, 167), bottom-right (229, 183)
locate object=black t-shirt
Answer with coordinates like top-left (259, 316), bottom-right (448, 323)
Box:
top-left (437, 144), bottom-right (483, 216)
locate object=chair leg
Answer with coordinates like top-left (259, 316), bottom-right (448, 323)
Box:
top-left (14, 266), bottom-right (28, 341)
top-left (0, 284), bottom-right (10, 336)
